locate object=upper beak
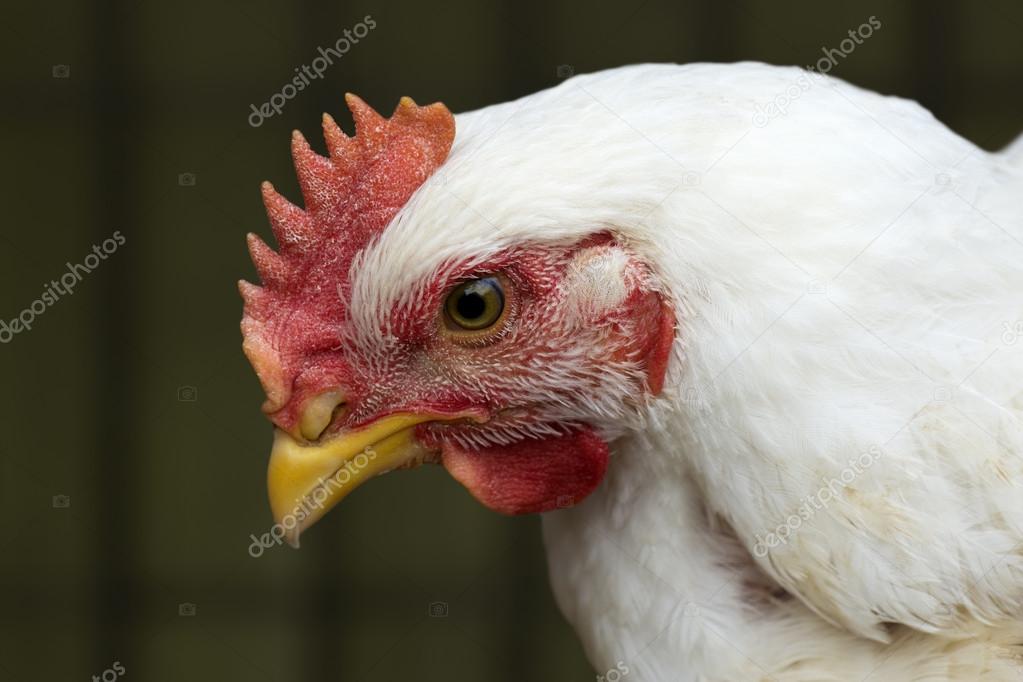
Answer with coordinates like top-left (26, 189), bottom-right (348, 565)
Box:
top-left (266, 412), bottom-right (445, 547)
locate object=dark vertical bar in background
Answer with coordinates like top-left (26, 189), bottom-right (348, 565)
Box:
top-left (297, 3), bottom-right (345, 681)
top-left (498, 4), bottom-right (547, 679)
top-left (501, 0), bottom-right (548, 99)
top-left (91, 0), bottom-right (140, 672)
top-left (691, 0), bottom-right (739, 62)
top-left (910, 0), bottom-right (955, 130)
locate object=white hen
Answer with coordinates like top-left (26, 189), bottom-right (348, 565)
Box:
top-left (244, 62), bottom-right (1023, 681)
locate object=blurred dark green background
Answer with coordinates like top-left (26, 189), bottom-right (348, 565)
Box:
top-left (0, 1), bottom-right (1020, 680)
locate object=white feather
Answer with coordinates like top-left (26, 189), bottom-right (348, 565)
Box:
top-left (350, 63), bottom-right (1023, 680)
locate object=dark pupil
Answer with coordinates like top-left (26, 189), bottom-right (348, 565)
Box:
top-left (457, 291), bottom-right (487, 320)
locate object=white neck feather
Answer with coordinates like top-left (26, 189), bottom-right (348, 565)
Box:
top-left (540, 415), bottom-right (1023, 681)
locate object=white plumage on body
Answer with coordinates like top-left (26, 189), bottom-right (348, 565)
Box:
top-left (356, 63), bottom-right (1023, 680)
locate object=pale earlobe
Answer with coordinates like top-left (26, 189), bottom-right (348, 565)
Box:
top-left (561, 246), bottom-right (635, 323)
top-left (563, 243), bottom-right (676, 395)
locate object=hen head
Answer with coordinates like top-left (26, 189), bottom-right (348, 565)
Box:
top-left (240, 95), bottom-right (675, 545)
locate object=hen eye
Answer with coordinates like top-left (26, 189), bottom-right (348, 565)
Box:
top-left (444, 276), bottom-right (506, 333)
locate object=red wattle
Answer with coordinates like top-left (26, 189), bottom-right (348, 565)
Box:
top-left (440, 427), bottom-right (609, 515)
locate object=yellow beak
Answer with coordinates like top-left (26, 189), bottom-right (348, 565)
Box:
top-left (266, 412), bottom-right (435, 547)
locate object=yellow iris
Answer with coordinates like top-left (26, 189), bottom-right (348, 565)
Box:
top-left (444, 276), bottom-right (506, 332)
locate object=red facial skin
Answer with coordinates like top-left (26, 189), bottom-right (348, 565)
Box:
top-left (256, 237), bottom-right (674, 515)
top-left (241, 96), bottom-right (675, 515)
top-left (240, 95), bottom-right (457, 421)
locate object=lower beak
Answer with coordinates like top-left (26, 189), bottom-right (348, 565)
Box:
top-left (266, 412), bottom-right (436, 547)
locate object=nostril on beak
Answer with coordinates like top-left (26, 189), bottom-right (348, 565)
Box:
top-left (299, 390), bottom-right (347, 441)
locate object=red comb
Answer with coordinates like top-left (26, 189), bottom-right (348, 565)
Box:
top-left (239, 94), bottom-right (455, 411)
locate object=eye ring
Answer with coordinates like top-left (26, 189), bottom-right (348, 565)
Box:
top-left (442, 275), bottom-right (512, 342)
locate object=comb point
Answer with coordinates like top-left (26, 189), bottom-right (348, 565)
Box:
top-left (246, 232), bottom-right (288, 287)
top-left (321, 113), bottom-right (352, 158)
top-left (260, 182), bottom-right (309, 248)
top-left (238, 279), bottom-right (264, 302)
top-left (345, 93), bottom-right (385, 134)
top-left (291, 128), bottom-right (337, 212)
